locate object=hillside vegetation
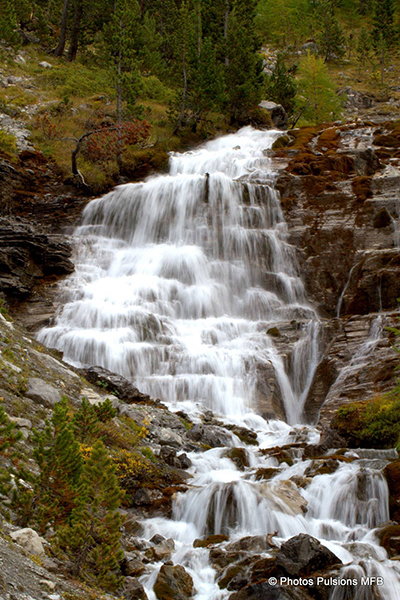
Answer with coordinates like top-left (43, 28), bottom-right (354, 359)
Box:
top-left (0, 1), bottom-right (399, 191)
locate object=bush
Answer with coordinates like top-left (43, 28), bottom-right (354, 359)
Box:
top-left (0, 129), bottom-right (17, 156)
top-left (334, 389), bottom-right (400, 449)
top-left (141, 75), bottom-right (174, 103)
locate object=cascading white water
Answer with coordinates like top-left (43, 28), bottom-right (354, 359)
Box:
top-left (38, 127), bottom-right (318, 423)
top-left (38, 127), bottom-right (400, 599)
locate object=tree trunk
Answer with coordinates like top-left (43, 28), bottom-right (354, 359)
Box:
top-left (68, 0), bottom-right (83, 62)
top-left (54, 0), bottom-right (70, 57)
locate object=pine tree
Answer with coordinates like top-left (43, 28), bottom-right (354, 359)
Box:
top-left (57, 440), bottom-right (124, 591)
top-left (315, 0), bottom-right (346, 62)
top-left (297, 51), bottom-right (342, 124)
top-left (73, 398), bottom-right (101, 444)
top-left (265, 53), bottom-right (297, 114)
top-left (356, 28), bottom-right (372, 72)
top-left (32, 398), bottom-right (82, 532)
top-left (0, 0), bottom-right (20, 45)
top-left (372, 0), bottom-right (396, 48)
top-left (225, 0), bottom-right (264, 123)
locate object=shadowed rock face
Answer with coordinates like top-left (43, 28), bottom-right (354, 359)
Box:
top-left (0, 218), bottom-right (74, 299)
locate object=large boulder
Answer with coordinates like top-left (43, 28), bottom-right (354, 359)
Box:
top-left (154, 563), bottom-right (195, 600)
top-left (259, 101), bottom-right (288, 130)
top-left (25, 377), bottom-right (61, 408)
top-left (123, 577), bottom-right (149, 600)
top-left (82, 365), bottom-right (152, 403)
top-left (276, 534), bottom-right (341, 576)
top-left (10, 528), bottom-right (46, 557)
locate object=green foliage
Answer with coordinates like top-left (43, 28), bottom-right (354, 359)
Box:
top-left (372, 0), bottom-right (396, 48)
top-left (265, 53), bottom-right (297, 114)
top-left (296, 51), bottom-right (342, 123)
top-left (0, 404), bottom-right (22, 496)
top-left (255, 0), bottom-right (312, 47)
top-left (315, 0), bottom-right (346, 61)
top-left (73, 398), bottom-right (101, 444)
top-left (56, 440), bottom-right (124, 590)
top-left (0, 129), bottom-right (17, 156)
top-left (226, 0), bottom-right (264, 123)
top-left (30, 398), bottom-right (83, 532)
top-left (356, 27), bottom-right (373, 70)
top-left (93, 398), bottom-right (117, 423)
top-left (334, 390), bottom-right (400, 449)
top-left (0, 0), bottom-right (20, 45)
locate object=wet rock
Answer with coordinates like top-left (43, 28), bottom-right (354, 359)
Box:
top-left (159, 446), bottom-right (192, 470)
top-left (10, 528), bottom-right (46, 557)
top-left (230, 582), bottom-right (311, 599)
top-left (269, 482), bottom-right (308, 515)
top-left (154, 563), bottom-right (195, 600)
top-left (82, 366), bottom-right (152, 403)
top-left (276, 534), bottom-right (341, 576)
top-left (188, 423), bottom-right (233, 448)
top-left (223, 448), bottom-right (249, 469)
top-left (225, 536), bottom-right (272, 554)
top-left (123, 577), bottom-right (149, 600)
top-left (259, 101), bottom-right (288, 130)
top-left (131, 488), bottom-right (163, 507)
top-left (384, 460), bottom-right (400, 522)
top-left (373, 208), bottom-right (392, 228)
top-left (120, 554), bottom-right (146, 577)
top-left (255, 467), bottom-right (280, 480)
top-left (378, 525), bottom-right (400, 557)
top-left (157, 427), bottom-right (184, 447)
top-left (193, 534), bottom-right (229, 548)
top-left (149, 537), bottom-right (175, 561)
top-left (25, 377), bottom-right (61, 408)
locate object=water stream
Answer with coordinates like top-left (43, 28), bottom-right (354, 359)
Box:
top-left (38, 127), bottom-right (400, 599)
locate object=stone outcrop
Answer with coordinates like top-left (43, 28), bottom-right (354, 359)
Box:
top-left (272, 120), bottom-right (400, 424)
top-left (0, 218), bottom-right (73, 300)
top-left (275, 534), bottom-right (341, 576)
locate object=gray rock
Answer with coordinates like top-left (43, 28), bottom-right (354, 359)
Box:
top-left (10, 528), bottom-right (46, 557)
top-left (39, 61), bottom-right (53, 69)
top-left (259, 101), bottom-right (288, 130)
top-left (9, 416), bottom-right (32, 429)
top-left (276, 533), bottom-right (341, 576)
top-left (154, 564), bottom-right (194, 600)
top-left (25, 377), bottom-right (61, 408)
top-left (123, 577), bottom-right (148, 600)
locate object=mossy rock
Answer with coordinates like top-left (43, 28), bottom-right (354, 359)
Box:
top-left (193, 534), bottom-right (229, 548)
top-left (373, 208), bottom-right (392, 229)
top-left (255, 467), bottom-right (280, 481)
top-left (272, 135), bottom-right (292, 150)
top-left (267, 327), bottom-right (281, 338)
top-left (223, 447), bottom-right (249, 470)
top-left (351, 176), bottom-right (372, 202)
top-left (378, 525), bottom-right (400, 557)
top-left (218, 564), bottom-right (247, 590)
top-left (384, 460), bottom-right (400, 523)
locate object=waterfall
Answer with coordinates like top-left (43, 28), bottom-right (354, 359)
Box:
top-left (37, 127), bottom-right (400, 599)
top-left (38, 127), bottom-right (318, 423)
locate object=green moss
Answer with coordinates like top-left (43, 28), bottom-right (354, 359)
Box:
top-left (334, 391), bottom-right (400, 449)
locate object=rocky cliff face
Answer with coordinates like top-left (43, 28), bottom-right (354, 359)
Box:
top-left (275, 119), bottom-right (400, 424)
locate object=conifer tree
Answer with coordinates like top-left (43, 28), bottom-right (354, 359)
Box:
top-left (265, 53), bottom-right (297, 114)
top-left (297, 51), bottom-right (342, 124)
top-left (372, 0), bottom-right (396, 48)
top-left (356, 27), bottom-right (372, 71)
top-left (315, 0), bottom-right (346, 62)
top-left (57, 440), bottom-right (124, 591)
top-left (32, 398), bottom-right (82, 532)
top-left (0, 0), bottom-right (20, 45)
top-left (225, 0), bottom-right (264, 123)
top-left (73, 398), bottom-right (101, 444)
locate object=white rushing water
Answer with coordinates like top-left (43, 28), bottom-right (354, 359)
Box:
top-left (38, 127), bottom-right (400, 598)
